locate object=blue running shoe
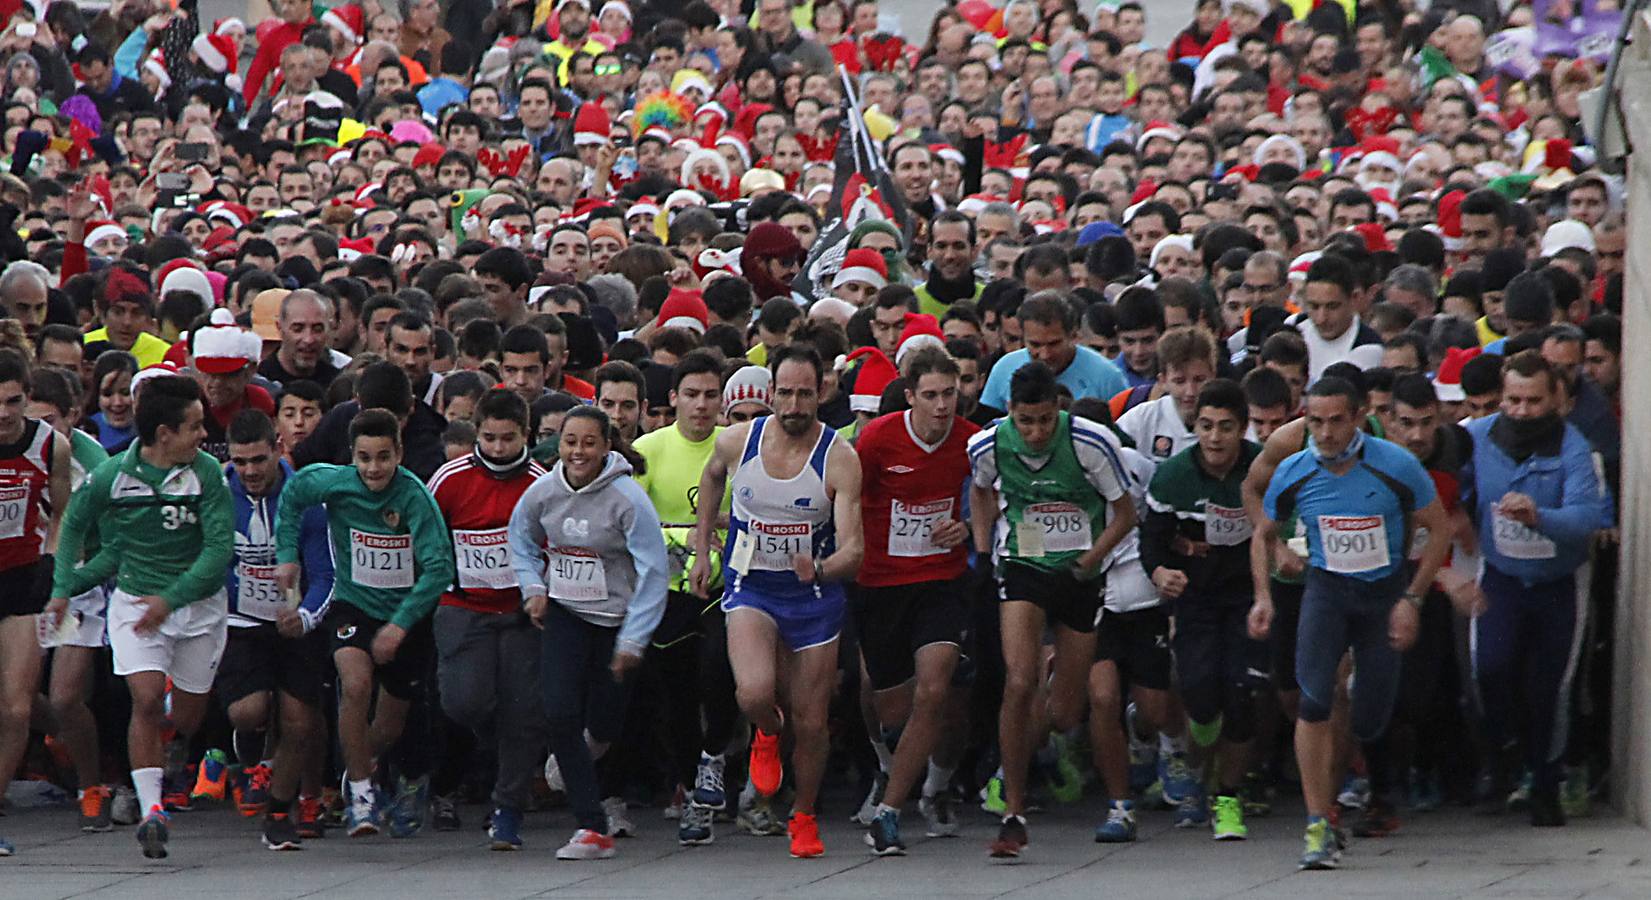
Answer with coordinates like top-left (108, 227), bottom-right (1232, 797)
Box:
top-left (137, 806), bottom-right (170, 859)
top-left (865, 808), bottom-right (905, 856)
top-left (1094, 801), bottom-right (1137, 843)
top-left (345, 783), bottom-right (379, 837)
top-left (1336, 775), bottom-right (1370, 810)
top-left (489, 807), bottom-right (523, 851)
top-left (678, 802), bottom-right (714, 846)
top-left (692, 753), bottom-right (727, 811)
top-left (1173, 787), bottom-right (1208, 829)
top-left (0, 837), bottom-right (14, 856)
top-left (389, 774), bottom-right (430, 838)
top-left (1159, 752), bottom-right (1197, 806)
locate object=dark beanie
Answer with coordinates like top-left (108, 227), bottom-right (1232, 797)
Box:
top-left (1502, 271), bottom-right (1555, 325)
top-left (743, 221), bottom-right (803, 261)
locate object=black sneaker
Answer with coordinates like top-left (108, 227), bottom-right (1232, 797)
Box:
top-left (432, 793), bottom-right (462, 832)
top-left (263, 811), bottom-right (303, 851)
top-left (1529, 787), bottom-right (1566, 828)
top-left (989, 815), bottom-right (1027, 862)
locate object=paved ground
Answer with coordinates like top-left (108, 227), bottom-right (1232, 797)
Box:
top-left (3, 791), bottom-right (1648, 899)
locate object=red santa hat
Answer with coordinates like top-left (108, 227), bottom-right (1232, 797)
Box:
top-left (1432, 345), bottom-right (1479, 402)
top-left (657, 288), bottom-right (710, 334)
top-left (143, 49), bottom-right (171, 93)
top-left (573, 102), bottom-right (611, 147)
top-left (85, 220), bottom-right (127, 249)
top-left (411, 143), bottom-right (445, 169)
top-left (846, 347), bottom-right (898, 414)
top-left (192, 319), bottom-right (255, 375)
top-left (1135, 121), bottom-right (1182, 153)
top-left (214, 17), bottom-right (247, 37)
top-left (158, 263), bottom-right (214, 310)
top-left (337, 236), bottom-right (375, 261)
top-left (1350, 222), bottom-right (1392, 254)
top-left (831, 248), bottom-right (888, 291)
top-left (1288, 250), bottom-right (1322, 283)
top-left (193, 33), bottom-right (238, 76)
top-left (199, 200), bottom-right (252, 231)
top-left (894, 313), bottom-right (945, 367)
top-left (322, 4), bottom-right (365, 45)
top-left (1434, 189), bottom-right (1465, 251)
top-left (715, 133), bottom-right (751, 169)
top-left (929, 144), bottom-right (965, 167)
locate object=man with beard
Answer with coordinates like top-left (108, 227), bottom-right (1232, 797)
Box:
top-left (916, 212), bottom-right (984, 318)
top-left (1461, 351), bottom-right (1612, 828)
top-left (743, 222), bottom-right (807, 304)
top-left (690, 345), bottom-right (864, 860)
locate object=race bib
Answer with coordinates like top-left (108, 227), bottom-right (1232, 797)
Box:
top-left (736, 521), bottom-right (811, 572)
top-left (1492, 510), bottom-right (1557, 560)
top-left (350, 530), bottom-right (414, 590)
top-left (888, 498), bottom-right (955, 557)
top-left (1318, 515), bottom-right (1389, 574)
top-left (1203, 504), bottom-right (1252, 547)
top-left (236, 562), bottom-right (285, 619)
top-left (1022, 502), bottom-right (1091, 555)
top-left (547, 547), bottom-right (607, 601)
top-left (0, 483), bottom-right (26, 540)
top-left (453, 528), bottom-right (515, 590)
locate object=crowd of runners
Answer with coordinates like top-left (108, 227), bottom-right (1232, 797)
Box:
top-left (0, 0), bottom-right (1627, 873)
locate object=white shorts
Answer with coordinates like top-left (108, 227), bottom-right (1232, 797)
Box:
top-left (107, 588), bottom-right (229, 694)
top-left (64, 586), bottom-right (109, 649)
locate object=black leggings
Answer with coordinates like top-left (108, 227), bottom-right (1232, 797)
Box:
top-left (652, 593), bottom-right (740, 788)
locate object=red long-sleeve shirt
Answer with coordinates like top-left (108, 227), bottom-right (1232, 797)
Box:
top-left (242, 18), bottom-right (314, 106)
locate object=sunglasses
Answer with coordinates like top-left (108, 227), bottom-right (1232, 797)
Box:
top-left (594, 64), bottom-right (621, 76)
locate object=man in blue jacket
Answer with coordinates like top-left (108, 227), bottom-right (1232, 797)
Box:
top-left (1462, 351), bottom-right (1613, 828)
top-left (221, 411), bottom-right (335, 850)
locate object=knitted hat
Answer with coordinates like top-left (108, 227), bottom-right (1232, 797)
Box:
top-left (894, 313), bottom-right (945, 367)
top-left (657, 288), bottom-right (710, 334)
top-left (744, 221), bottom-right (804, 262)
top-left (160, 264), bottom-right (214, 310)
top-left (322, 4), bottom-right (365, 45)
top-left (1432, 345), bottom-right (1478, 402)
top-left (192, 320), bottom-right (254, 375)
top-left (846, 347), bottom-right (898, 413)
top-left (831, 248), bottom-right (887, 290)
top-left (573, 102), bottom-right (610, 146)
top-left (722, 365), bottom-right (773, 414)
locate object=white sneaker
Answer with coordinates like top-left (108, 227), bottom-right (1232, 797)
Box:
top-left (603, 797), bottom-right (635, 838)
top-left (919, 792), bottom-right (960, 837)
top-left (544, 755), bottom-right (565, 793)
top-left (555, 828), bottom-right (616, 860)
top-left (111, 786), bottom-right (141, 826)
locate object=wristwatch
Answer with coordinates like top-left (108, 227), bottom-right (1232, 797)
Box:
top-left (1400, 591), bottom-right (1425, 610)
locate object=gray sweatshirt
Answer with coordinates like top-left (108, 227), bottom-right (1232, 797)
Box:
top-left (507, 451), bottom-right (668, 655)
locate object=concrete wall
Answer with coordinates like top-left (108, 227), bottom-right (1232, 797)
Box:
top-left (1612, 9), bottom-right (1651, 825)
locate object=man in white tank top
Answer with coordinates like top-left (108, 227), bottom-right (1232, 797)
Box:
top-left (691, 345), bottom-right (864, 860)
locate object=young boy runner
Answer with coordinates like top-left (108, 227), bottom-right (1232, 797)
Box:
top-left (854, 347), bottom-right (979, 855)
top-left (51, 375), bottom-right (235, 859)
top-left (426, 389), bottom-right (549, 851)
top-left (275, 408), bottom-right (455, 838)
top-left (1141, 380), bottom-right (1268, 841)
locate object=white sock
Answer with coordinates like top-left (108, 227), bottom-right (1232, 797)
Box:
top-left (871, 738), bottom-right (893, 774)
top-left (349, 777), bottom-right (374, 802)
top-left (1160, 732), bottom-right (1187, 756)
top-left (132, 767), bottom-right (163, 815)
top-left (923, 762), bottom-right (955, 798)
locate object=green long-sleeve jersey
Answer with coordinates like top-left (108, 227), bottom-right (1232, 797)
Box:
top-left (53, 446), bottom-right (234, 610)
top-left (275, 463), bottom-right (453, 630)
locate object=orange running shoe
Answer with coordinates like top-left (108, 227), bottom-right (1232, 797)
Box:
top-left (240, 764), bottom-right (273, 817)
top-left (749, 729), bottom-right (783, 797)
top-left (79, 785), bottom-right (113, 832)
top-left (191, 750), bottom-right (230, 802)
top-left (788, 812), bottom-right (823, 858)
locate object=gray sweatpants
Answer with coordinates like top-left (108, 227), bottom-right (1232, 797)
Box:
top-left (433, 606), bottom-right (547, 812)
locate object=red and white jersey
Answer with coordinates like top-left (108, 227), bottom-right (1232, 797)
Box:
top-left (428, 453), bottom-right (548, 614)
top-left (856, 411), bottom-right (979, 588)
top-left (0, 419), bottom-right (53, 571)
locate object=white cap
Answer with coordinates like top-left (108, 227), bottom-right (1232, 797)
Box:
top-left (1540, 219), bottom-right (1596, 257)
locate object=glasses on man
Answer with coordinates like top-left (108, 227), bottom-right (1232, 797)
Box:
top-left (594, 64), bottom-right (621, 76)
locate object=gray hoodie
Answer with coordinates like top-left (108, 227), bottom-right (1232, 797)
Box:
top-left (507, 451), bottom-right (668, 655)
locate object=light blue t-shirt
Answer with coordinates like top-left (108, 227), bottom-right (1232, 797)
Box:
top-left (1263, 435), bottom-right (1437, 582)
top-left (980, 345), bottom-right (1129, 413)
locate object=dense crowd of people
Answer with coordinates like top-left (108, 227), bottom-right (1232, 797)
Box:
top-left (0, 0), bottom-right (1628, 872)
